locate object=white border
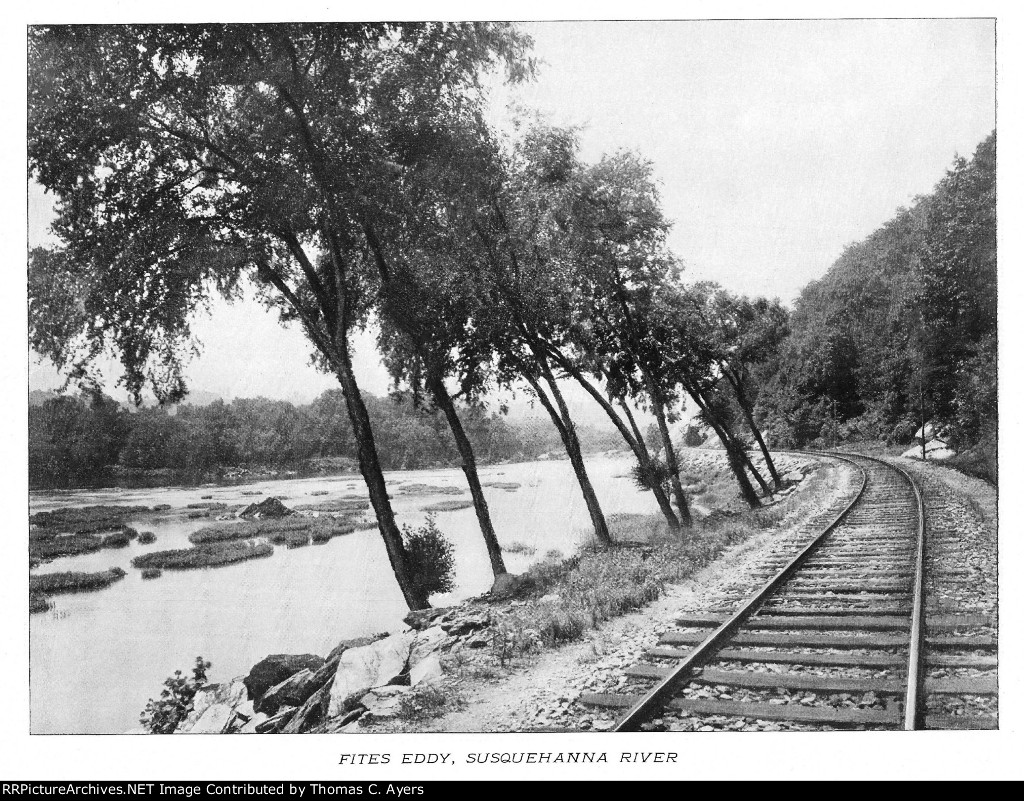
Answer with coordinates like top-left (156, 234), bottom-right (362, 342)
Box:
top-left (4, 1), bottom-right (1021, 781)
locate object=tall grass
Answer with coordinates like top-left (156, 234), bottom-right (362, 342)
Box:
top-left (488, 469), bottom-right (826, 662)
top-left (132, 541), bottom-right (273, 570)
top-left (30, 567), bottom-right (126, 595)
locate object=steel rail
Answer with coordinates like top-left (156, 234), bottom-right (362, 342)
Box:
top-left (885, 458), bottom-right (927, 730)
top-left (611, 450), bottom-right (927, 733)
top-left (614, 451), bottom-right (866, 732)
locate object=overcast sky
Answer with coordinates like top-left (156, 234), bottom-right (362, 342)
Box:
top-left (28, 18), bottom-right (996, 407)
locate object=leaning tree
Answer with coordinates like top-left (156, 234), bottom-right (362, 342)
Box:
top-left (28, 23), bottom-right (533, 610)
top-left (371, 113), bottom-right (512, 582)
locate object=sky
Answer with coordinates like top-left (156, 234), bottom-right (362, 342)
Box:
top-left (27, 18), bottom-right (997, 409)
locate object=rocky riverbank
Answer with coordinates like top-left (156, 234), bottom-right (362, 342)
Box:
top-left (150, 450), bottom-right (823, 735)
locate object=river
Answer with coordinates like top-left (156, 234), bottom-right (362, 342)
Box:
top-left (29, 453), bottom-right (653, 734)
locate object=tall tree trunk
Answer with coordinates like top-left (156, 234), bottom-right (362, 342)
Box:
top-left (650, 393), bottom-right (693, 528)
top-left (255, 258), bottom-right (427, 610)
top-left (525, 367), bottom-right (613, 548)
top-left (549, 354), bottom-right (680, 532)
top-left (616, 401), bottom-right (682, 532)
top-left (742, 448), bottom-right (773, 495)
top-left (727, 372), bottom-right (782, 488)
top-left (690, 391), bottom-right (761, 509)
top-left (333, 352), bottom-right (429, 610)
top-left (429, 374), bottom-right (508, 580)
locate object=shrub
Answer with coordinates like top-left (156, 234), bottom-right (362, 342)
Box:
top-left (140, 657), bottom-right (211, 734)
top-left (629, 458), bottom-right (672, 493)
top-left (402, 516), bottom-right (455, 599)
top-left (395, 683), bottom-right (461, 722)
top-left (141, 567), bottom-right (162, 580)
top-left (490, 617), bottom-right (542, 666)
top-left (138, 531), bottom-right (157, 544)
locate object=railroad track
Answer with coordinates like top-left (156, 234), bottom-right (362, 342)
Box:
top-left (579, 452), bottom-right (998, 731)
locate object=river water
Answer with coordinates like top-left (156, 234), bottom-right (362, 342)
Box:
top-left (29, 454), bottom-right (652, 734)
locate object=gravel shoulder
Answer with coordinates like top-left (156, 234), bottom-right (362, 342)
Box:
top-left (363, 455), bottom-right (856, 733)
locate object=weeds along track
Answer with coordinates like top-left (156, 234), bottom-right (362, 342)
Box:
top-left (578, 452), bottom-right (997, 732)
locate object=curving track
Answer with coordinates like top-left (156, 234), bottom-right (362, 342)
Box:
top-left (578, 452), bottom-right (997, 731)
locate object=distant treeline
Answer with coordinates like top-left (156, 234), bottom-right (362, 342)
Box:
top-left (753, 132), bottom-right (996, 459)
top-left (28, 389), bottom-right (619, 489)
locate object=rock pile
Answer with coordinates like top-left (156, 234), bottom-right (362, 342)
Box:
top-left (239, 497), bottom-right (294, 519)
top-left (172, 612), bottom-right (497, 734)
top-left (901, 422), bottom-right (956, 461)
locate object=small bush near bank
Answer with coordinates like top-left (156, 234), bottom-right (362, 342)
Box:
top-left (629, 458), bottom-right (672, 493)
top-left (141, 568), bottom-right (162, 580)
top-left (140, 657), bottom-right (211, 734)
top-left (395, 683), bottom-right (462, 722)
top-left (138, 531), bottom-right (157, 544)
top-left (402, 516), bottom-right (455, 599)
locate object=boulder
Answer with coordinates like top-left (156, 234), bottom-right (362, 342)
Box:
top-left (409, 653), bottom-right (443, 687)
top-left (359, 685), bottom-right (410, 719)
top-left (326, 633), bottom-right (389, 665)
top-left (901, 440), bottom-right (956, 461)
top-left (239, 497), bottom-right (294, 520)
top-left (488, 572), bottom-right (523, 599)
top-left (403, 607), bottom-right (448, 631)
top-left (441, 611), bottom-right (490, 636)
top-left (409, 626), bottom-right (448, 665)
top-left (913, 422), bottom-right (949, 443)
top-left (255, 668), bottom-right (321, 715)
top-left (327, 631), bottom-right (415, 719)
top-left (237, 712), bottom-right (270, 734)
top-left (232, 700), bottom-right (255, 723)
top-left (783, 470), bottom-right (804, 483)
top-left (280, 682), bottom-right (333, 734)
top-left (255, 705), bottom-right (297, 734)
top-left (176, 678), bottom-right (247, 734)
top-left (244, 653), bottom-right (325, 701)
